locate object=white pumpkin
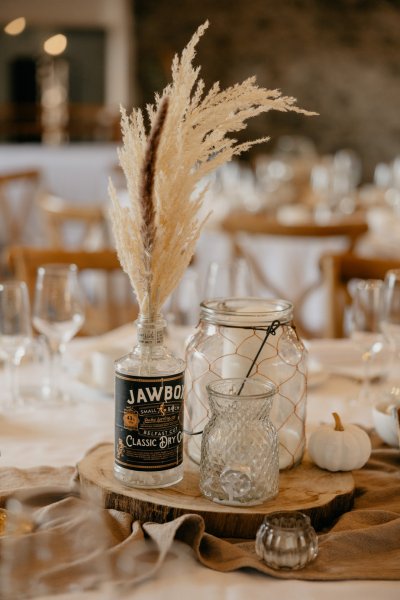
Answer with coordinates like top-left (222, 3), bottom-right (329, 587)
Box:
top-left (308, 412), bottom-right (371, 472)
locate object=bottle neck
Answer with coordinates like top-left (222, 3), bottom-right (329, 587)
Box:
top-left (136, 313), bottom-right (166, 347)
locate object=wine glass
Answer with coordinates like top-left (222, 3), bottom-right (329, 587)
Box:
top-left (380, 269), bottom-right (400, 395)
top-left (32, 264), bottom-right (85, 403)
top-left (0, 280), bottom-right (32, 410)
top-left (348, 279), bottom-right (385, 404)
top-left (203, 257), bottom-right (255, 299)
top-left (165, 266), bottom-right (201, 326)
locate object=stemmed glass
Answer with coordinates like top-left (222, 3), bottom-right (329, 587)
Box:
top-left (348, 279), bottom-right (385, 404)
top-left (0, 280), bottom-right (32, 409)
top-left (380, 269), bottom-right (400, 396)
top-left (32, 264), bottom-right (85, 403)
top-left (165, 266), bottom-right (201, 326)
top-left (203, 257), bottom-right (255, 299)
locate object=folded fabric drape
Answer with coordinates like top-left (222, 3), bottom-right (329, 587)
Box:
top-left (0, 442), bottom-right (399, 598)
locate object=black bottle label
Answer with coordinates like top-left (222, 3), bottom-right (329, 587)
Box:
top-left (114, 371), bottom-right (184, 471)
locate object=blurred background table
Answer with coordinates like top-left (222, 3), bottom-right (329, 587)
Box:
top-left (1, 148), bottom-right (400, 339)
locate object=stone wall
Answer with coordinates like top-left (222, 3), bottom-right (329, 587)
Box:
top-left (133, 0), bottom-right (400, 179)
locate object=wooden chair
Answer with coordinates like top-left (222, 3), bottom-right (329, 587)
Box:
top-left (220, 210), bottom-right (369, 338)
top-left (320, 252), bottom-right (400, 338)
top-left (7, 246), bottom-right (138, 335)
top-left (0, 169), bottom-right (42, 245)
top-left (36, 193), bottom-right (110, 250)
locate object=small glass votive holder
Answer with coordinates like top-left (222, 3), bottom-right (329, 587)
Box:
top-left (255, 511), bottom-right (318, 570)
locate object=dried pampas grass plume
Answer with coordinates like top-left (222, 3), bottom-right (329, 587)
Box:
top-left (109, 20), bottom-right (316, 318)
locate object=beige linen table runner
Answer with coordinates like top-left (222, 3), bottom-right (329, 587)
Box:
top-left (0, 444), bottom-right (399, 597)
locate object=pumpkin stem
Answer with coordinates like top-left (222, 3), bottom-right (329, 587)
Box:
top-left (332, 412), bottom-right (344, 431)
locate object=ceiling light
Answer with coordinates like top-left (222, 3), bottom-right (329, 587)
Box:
top-left (43, 34), bottom-right (67, 56)
top-left (4, 17), bottom-right (26, 36)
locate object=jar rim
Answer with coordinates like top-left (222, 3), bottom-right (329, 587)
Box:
top-left (262, 511), bottom-right (312, 531)
top-left (206, 377), bottom-right (276, 400)
top-left (200, 297), bottom-right (293, 326)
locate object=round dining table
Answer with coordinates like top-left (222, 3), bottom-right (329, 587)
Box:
top-left (0, 323), bottom-right (399, 599)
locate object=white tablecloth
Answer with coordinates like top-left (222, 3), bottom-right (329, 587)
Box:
top-left (0, 325), bottom-right (398, 599)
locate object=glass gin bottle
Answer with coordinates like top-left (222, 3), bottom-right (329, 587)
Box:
top-left (114, 314), bottom-right (185, 488)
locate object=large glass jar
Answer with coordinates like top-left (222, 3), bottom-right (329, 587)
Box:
top-left (185, 298), bottom-right (307, 469)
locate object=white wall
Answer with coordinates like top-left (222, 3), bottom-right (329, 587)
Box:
top-left (1, 0), bottom-right (134, 108)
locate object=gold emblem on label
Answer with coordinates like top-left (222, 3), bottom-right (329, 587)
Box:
top-left (123, 409), bottom-right (139, 430)
top-left (159, 403), bottom-right (166, 416)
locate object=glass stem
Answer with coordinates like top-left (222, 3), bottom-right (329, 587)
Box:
top-left (4, 356), bottom-right (20, 409)
top-left (48, 342), bottom-right (63, 398)
top-left (0, 356), bottom-right (20, 410)
top-left (360, 350), bottom-right (372, 403)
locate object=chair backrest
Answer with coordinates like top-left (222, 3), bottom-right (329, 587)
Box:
top-left (36, 193), bottom-right (110, 249)
top-left (0, 169), bottom-right (42, 246)
top-left (320, 252), bottom-right (400, 338)
top-left (220, 210), bottom-right (369, 338)
top-left (7, 246), bottom-right (138, 335)
top-left (222, 210), bottom-right (368, 248)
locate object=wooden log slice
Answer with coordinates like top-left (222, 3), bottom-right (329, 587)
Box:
top-left (78, 443), bottom-right (355, 539)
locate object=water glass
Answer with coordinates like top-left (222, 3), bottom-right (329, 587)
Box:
top-left (0, 280), bottom-right (32, 410)
top-left (348, 279), bottom-right (387, 403)
top-left (199, 377), bottom-right (279, 506)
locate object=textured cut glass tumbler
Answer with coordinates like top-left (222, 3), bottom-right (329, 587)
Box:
top-left (199, 378), bottom-right (279, 506)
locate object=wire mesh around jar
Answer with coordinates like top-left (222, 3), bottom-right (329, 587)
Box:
top-left (185, 320), bottom-right (307, 469)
